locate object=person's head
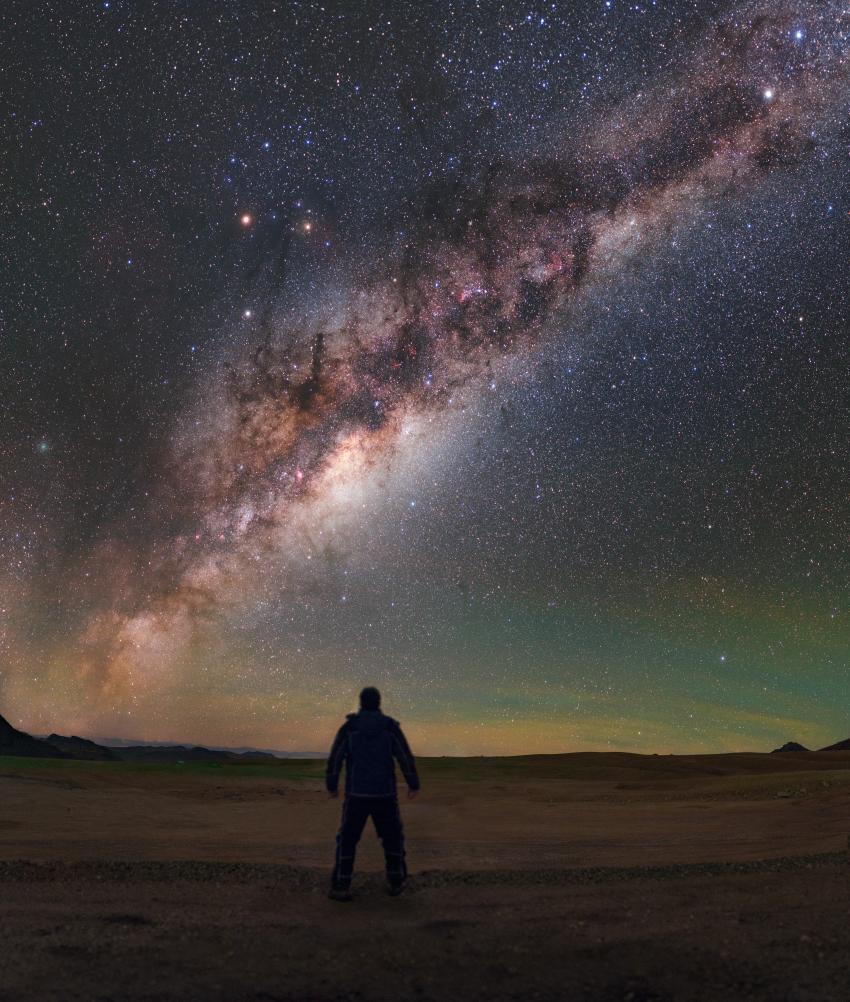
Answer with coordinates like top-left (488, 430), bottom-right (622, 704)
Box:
top-left (359, 686), bottom-right (381, 711)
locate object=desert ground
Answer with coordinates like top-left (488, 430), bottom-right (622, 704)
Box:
top-left (1, 750), bottom-right (849, 1001)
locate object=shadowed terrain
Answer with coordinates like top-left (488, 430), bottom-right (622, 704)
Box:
top-left (1, 750), bottom-right (850, 1000)
top-left (2, 750), bottom-right (850, 868)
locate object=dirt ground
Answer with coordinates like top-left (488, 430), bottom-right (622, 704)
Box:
top-left (1, 751), bottom-right (849, 1000)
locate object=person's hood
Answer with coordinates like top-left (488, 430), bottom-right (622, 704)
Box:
top-left (346, 709), bottom-right (395, 734)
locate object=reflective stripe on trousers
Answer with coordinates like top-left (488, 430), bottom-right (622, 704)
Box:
top-left (331, 795), bottom-right (407, 889)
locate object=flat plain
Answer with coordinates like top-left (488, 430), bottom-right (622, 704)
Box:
top-left (2, 750), bottom-right (849, 1001)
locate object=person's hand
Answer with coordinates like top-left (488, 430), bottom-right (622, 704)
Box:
top-left (328, 789), bottom-right (339, 798)
top-left (407, 789), bottom-right (419, 800)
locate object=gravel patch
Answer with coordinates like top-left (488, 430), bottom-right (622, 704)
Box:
top-left (0, 850), bottom-right (845, 889)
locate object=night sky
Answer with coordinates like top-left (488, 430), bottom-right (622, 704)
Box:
top-left (3, 1), bottom-right (850, 754)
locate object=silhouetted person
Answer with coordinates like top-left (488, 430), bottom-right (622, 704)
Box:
top-left (326, 686), bottom-right (420, 900)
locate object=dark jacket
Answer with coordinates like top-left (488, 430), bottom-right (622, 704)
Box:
top-left (325, 709), bottom-right (420, 798)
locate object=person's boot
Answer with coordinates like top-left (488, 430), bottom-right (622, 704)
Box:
top-left (328, 884), bottom-right (353, 902)
top-left (386, 879), bottom-right (405, 897)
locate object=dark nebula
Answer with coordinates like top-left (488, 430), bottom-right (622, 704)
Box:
top-left (3, 1), bottom-right (849, 752)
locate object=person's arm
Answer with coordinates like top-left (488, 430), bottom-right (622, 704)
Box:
top-left (325, 724), bottom-right (348, 796)
top-left (391, 721), bottom-right (420, 794)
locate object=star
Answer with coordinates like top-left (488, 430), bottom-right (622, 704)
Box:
top-left (9, 1), bottom-right (850, 759)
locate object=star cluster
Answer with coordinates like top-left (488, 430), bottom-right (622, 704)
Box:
top-left (2, 1), bottom-right (849, 753)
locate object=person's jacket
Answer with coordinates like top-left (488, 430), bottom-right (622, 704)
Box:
top-left (325, 709), bottom-right (420, 797)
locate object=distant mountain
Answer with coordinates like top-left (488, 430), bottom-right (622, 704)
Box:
top-left (0, 713), bottom-right (66, 758)
top-left (214, 745), bottom-right (325, 759)
top-left (115, 744), bottom-right (242, 763)
top-left (111, 744), bottom-right (317, 763)
top-left (1, 711), bottom-right (325, 762)
top-left (772, 741), bottom-right (809, 753)
top-left (46, 734), bottom-right (118, 761)
top-left (97, 737), bottom-right (325, 759)
top-left (819, 738), bottom-right (850, 751)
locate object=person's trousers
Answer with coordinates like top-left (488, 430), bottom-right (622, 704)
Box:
top-left (331, 795), bottom-right (407, 889)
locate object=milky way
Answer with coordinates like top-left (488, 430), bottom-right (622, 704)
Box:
top-left (5, 1), bottom-right (850, 751)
